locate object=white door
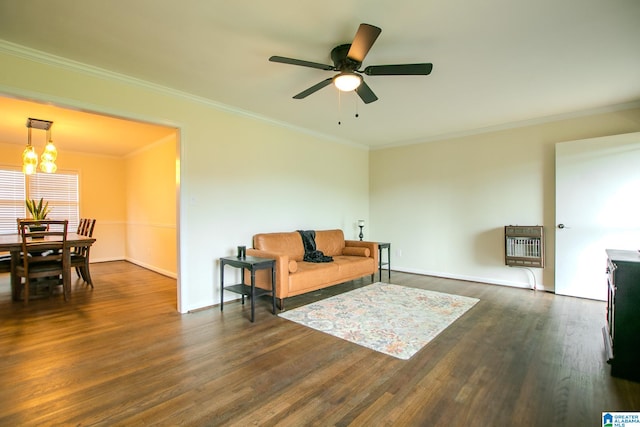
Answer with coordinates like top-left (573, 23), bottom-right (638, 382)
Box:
top-left (555, 132), bottom-right (640, 300)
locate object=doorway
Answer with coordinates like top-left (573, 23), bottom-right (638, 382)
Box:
top-left (555, 132), bottom-right (640, 300)
top-left (0, 94), bottom-right (181, 308)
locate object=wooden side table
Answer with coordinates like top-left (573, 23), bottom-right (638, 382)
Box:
top-left (378, 242), bottom-right (391, 282)
top-left (220, 255), bottom-right (276, 322)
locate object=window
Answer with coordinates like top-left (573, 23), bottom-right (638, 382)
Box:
top-left (0, 168), bottom-right (79, 233)
top-left (0, 168), bottom-right (25, 233)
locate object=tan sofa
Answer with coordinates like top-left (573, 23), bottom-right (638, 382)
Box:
top-left (246, 229), bottom-right (378, 308)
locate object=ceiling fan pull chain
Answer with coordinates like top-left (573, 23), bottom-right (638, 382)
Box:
top-left (338, 90), bottom-right (342, 125)
top-left (354, 92), bottom-right (359, 118)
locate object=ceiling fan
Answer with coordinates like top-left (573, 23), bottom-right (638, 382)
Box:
top-left (269, 23), bottom-right (433, 104)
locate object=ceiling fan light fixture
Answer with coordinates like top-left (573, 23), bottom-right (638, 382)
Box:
top-left (270, 23), bottom-right (430, 104)
top-left (333, 72), bottom-right (362, 92)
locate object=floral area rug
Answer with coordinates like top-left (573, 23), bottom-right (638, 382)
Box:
top-left (279, 282), bottom-right (479, 360)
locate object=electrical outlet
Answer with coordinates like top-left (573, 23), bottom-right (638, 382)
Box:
top-left (396, 249), bottom-right (402, 257)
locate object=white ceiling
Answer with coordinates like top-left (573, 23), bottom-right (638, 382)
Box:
top-left (0, 0), bottom-right (639, 152)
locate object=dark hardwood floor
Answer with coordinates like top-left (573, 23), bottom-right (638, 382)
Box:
top-left (1, 261), bottom-right (638, 426)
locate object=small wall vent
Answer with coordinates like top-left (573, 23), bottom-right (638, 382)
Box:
top-left (504, 225), bottom-right (544, 268)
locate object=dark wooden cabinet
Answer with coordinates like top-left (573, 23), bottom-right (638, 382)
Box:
top-left (604, 249), bottom-right (640, 382)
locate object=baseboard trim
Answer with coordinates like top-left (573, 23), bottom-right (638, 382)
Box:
top-left (91, 257), bottom-right (177, 279)
top-left (392, 266), bottom-right (550, 292)
top-left (124, 258), bottom-right (177, 279)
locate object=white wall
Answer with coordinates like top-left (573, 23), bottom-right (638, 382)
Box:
top-left (370, 108), bottom-right (640, 291)
top-left (0, 44), bottom-right (370, 313)
top-left (179, 113), bottom-right (369, 310)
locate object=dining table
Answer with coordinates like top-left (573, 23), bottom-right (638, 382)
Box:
top-left (0, 232), bottom-right (96, 301)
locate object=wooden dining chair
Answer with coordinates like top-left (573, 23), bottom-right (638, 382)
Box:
top-left (77, 218), bottom-right (87, 235)
top-left (81, 218), bottom-right (95, 238)
top-left (71, 218), bottom-right (96, 287)
top-left (1, 219), bottom-right (24, 273)
top-left (0, 252), bottom-right (11, 273)
top-left (15, 219), bottom-right (69, 304)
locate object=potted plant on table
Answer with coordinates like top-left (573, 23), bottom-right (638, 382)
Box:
top-left (25, 197), bottom-right (52, 232)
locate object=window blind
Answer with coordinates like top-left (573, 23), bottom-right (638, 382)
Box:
top-left (0, 168), bottom-right (26, 233)
top-left (28, 172), bottom-right (80, 231)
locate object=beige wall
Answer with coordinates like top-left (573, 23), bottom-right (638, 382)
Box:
top-left (125, 135), bottom-right (178, 277)
top-left (370, 107), bottom-right (640, 291)
top-left (0, 46), bottom-right (370, 312)
top-left (5, 41), bottom-right (638, 310)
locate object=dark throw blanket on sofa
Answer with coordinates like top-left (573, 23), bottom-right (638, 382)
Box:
top-left (297, 230), bottom-right (333, 263)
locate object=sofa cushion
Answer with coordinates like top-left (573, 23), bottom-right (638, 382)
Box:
top-left (332, 255), bottom-right (376, 279)
top-left (288, 255), bottom-right (375, 293)
top-left (253, 232), bottom-right (305, 261)
top-left (289, 261), bottom-right (341, 292)
top-left (314, 229), bottom-right (346, 257)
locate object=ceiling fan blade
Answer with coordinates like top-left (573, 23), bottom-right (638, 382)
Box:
top-left (364, 63), bottom-right (433, 76)
top-left (355, 80), bottom-right (378, 104)
top-left (347, 23), bottom-right (382, 63)
top-left (269, 56), bottom-right (335, 71)
top-left (293, 78), bottom-right (334, 99)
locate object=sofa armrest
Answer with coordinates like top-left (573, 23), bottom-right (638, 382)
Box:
top-left (245, 248), bottom-right (290, 299)
top-left (345, 240), bottom-right (379, 271)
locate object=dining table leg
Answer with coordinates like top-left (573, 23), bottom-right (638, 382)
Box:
top-left (10, 250), bottom-right (20, 301)
top-left (63, 248), bottom-right (71, 301)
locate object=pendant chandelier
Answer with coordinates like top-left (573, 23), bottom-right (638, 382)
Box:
top-left (23, 118), bottom-right (57, 175)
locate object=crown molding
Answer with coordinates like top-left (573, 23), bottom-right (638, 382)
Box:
top-left (374, 100), bottom-right (640, 150)
top-left (0, 39), bottom-right (366, 150)
top-left (6, 38), bottom-right (631, 153)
